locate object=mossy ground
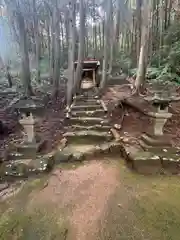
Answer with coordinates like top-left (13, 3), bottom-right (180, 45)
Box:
top-left (0, 177), bottom-right (68, 240)
top-left (1, 160), bottom-right (180, 240)
top-left (98, 161), bottom-right (180, 240)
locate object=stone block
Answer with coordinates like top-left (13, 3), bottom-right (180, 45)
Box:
top-left (2, 162), bottom-right (30, 178)
top-left (53, 150), bottom-right (73, 164)
top-left (12, 140), bottom-right (45, 156)
top-left (162, 154), bottom-right (180, 174)
top-left (129, 151), bottom-right (162, 174)
top-left (141, 133), bottom-right (171, 147)
top-left (71, 104), bottom-right (102, 111)
top-left (73, 152), bottom-right (85, 161)
top-left (63, 130), bottom-right (112, 144)
top-left (30, 155), bottom-right (54, 172)
top-left (68, 117), bottom-right (109, 126)
top-left (71, 109), bottom-right (105, 117)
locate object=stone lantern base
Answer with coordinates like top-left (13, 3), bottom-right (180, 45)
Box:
top-left (8, 139), bottom-right (46, 162)
top-left (8, 111), bottom-right (46, 162)
top-left (140, 132), bottom-right (172, 151)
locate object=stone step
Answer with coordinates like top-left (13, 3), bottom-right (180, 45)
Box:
top-left (8, 152), bottom-right (27, 161)
top-left (128, 150), bottom-right (162, 174)
top-left (141, 133), bottom-right (171, 147)
top-left (145, 132), bottom-right (171, 141)
top-left (63, 130), bottom-right (113, 144)
top-left (161, 153), bottom-right (180, 174)
top-left (10, 142), bottom-right (43, 157)
top-left (1, 155), bottom-right (53, 177)
top-left (65, 124), bottom-right (111, 132)
top-left (71, 109), bottom-right (106, 117)
top-left (75, 98), bottom-right (99, 105)
top-left (71, 104), bottom-right (102, 111)
top-left (75, 101), bottom-right (99, 106)
top-left (126, 145), bottom-right (180, 174)
top-left (139, 140), bottom-right (175, 153)
top-left (54, 141), bottom-right (121, 163)
top-left (75, 94), bottom-right (99, 100)
top-left (67, 117), bottom-right (109, 126)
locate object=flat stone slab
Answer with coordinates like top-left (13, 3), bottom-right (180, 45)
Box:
top-left (53, 150), bottom-right (73, 164)
top-left (65, 124), bottom-right (111, 132)
top-left (63, 130), bottom-right (112, 144)
top-left (71, 109), bottom-right (105, 117)
top-left (63, 130), bottom-right (112, 137)
top-left (141, 133), bottom-right (171, 147)
top-left (139, 140), bottom-right (172, 152)
top-left (53, 141), bottom-right (122, 163)
top-left (124, 145), bottom-right (180, 175)
top-left (68, 117), bottom-right (109, 127)
top-left (161, 153), bottom-right (180, 174)
top-left (128, 150), bottom-right (162, 174)
top-left (0, 154), bottom-right (54, 178)
top-left (71, 104), bottom-right (102, 111)
top-left (8, 141), bottom-right (46, 160)
top-left (74, 99), bottom-right (100, 105)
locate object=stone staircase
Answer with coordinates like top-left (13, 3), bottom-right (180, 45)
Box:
top-left (53, 91), bottom-right (121, 162)
top-left (64, 93), bottom-right (113, 145)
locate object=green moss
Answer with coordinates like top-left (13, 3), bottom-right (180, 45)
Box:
top-left (56, 161), bottom-right (85, 170)
top-left (98, 160), bottom-right (180, 240)
top-left (0, 208), bottom-right (68, 240)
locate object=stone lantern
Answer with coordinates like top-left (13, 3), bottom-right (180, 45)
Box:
top-left (140, 89), bottom-right (174, 150)
top-left (147, 92), bottom-right (172, 136)
top-left (10, 97), bottom-right (45, 160)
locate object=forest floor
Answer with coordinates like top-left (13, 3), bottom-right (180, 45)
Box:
top-left (103, 83), bottom-right (180, 148)
top-left (1, 81), bottom-right (180, 158)
top-left (1, 80), bottom-right (180, 239)
top-left (1, 159), bottom-right (180, 239)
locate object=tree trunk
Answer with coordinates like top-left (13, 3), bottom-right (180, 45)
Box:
top-left (65, 8), bottom-right (69, 49)
top-left (164, 0), bottom-right (169, 30)
top-left (100, 0), bottom-right (112, 90)
top-left (136, 0), bottom-right (142, 64)
top-left (53, 1), bottom-right (60, 98)
top-left (102, 20), bottom-right (105, 50)
top-left (167, 0), bottom-right (172, 27)
top-left (60, 14), bottom-right (65, 61)
top-left (99, 23), bottom-right (102, 51)
top-left (115, 0), bottom-right (121, 53)
top-left (134, 39), bottom-right (146, 93)
top-left (74, 0), bottom-right (85, 94)
top-left (46, 19), bottom-right (51, 72)
top-left (108, 0), bottom-right (114, 74)
top-left (50, 14), bottom-right (55, 83)
top-left (6, 66), bottom-right (13, 88)
top-left (175, 0), bottom-right (180, 21)
top-left (33, 0), bottom-right (41, 83)
top-left (92, 0), bottom-right (97, 58)
top-left (134, 0), bottom-right (150, 94)
top-left (67, 0), bottom-right (76, 107)
top-left (17, 12), bottom-right (32, 96)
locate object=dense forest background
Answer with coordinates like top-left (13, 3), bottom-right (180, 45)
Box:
top-left (0, 0), bottom-right (179, 101)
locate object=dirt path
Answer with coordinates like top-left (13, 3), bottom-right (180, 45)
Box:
top-left (31, 160), bottom-right (119, 240)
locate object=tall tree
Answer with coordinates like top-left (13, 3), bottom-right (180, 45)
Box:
top-left (32, 0), bottom-right (41, 83)
top-left (136, 0), bottom-right (142, 64)
top-left (108, 0), bottom-right (114, 74)
top-left (115, 0), bottom-right (121, 53)
top-left (67, 0), bottom-right (76, 106)
top-left (100, 0), bottom-right (112, 90)
top-left (5, 0), bottom-right (33, 96)
top-left (133, 0), bottom-right (150, 94)
top-left (74, 0), bottom-right (85, 94)
top-left (52, 0), bottom-right (60, 98)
